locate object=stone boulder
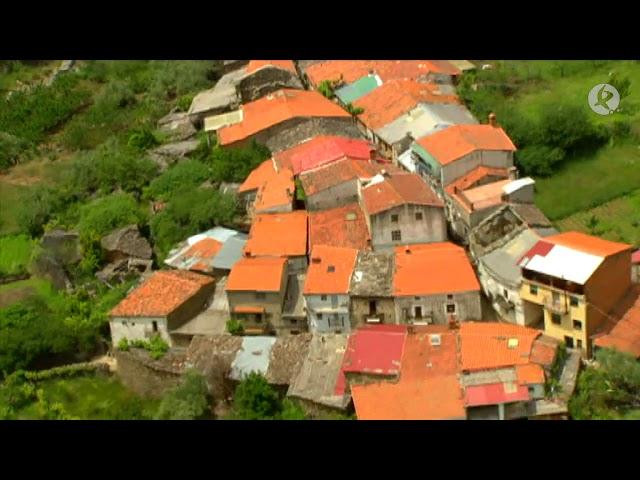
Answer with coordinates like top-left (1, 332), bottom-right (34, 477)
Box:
top-left (157, 110), bottom-right (197, 142)
top-left (41, 229), bottom-right (82, 266)
top-left (149, 139), bottom-right (200, 171)
top-left (101, 225), bottom-right (152, 263)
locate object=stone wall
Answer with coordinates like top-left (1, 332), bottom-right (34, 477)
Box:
top-left (114, 349), bottom-right (185, 398)
top-left (238, 68), bottom-right (303, 103)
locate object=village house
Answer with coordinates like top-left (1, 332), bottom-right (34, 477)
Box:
top-left (360, 172), bottom-right (446, 250)
top-left (212, 89), bottom-right (361, 153)
top-left (164, 227), bottom-right (247, 277)
top-left (110, 270), bottom-right (216, 347)
top-left (593, 285), bottom-right (640, 358)
top-left (393, 242), bottom-right (482, 324)
top-left (349, 250), bottom-right (397, 327)
top-left (188, 67), bottom-right (245, 128)
top-left (237, 60), bottom-right (303, 103)
top-left (308, 203), bottom-right (371, 251)
top-left (237, 159), bottom-right (295, 218)
top-left (303, 245), bottom-right (359, 334)
top-left (225, 256), bottom-right (293, 336)
top-left (243, 211), bottom-right (309, 273)
top-left (518, 231), bottom-right (634, 355)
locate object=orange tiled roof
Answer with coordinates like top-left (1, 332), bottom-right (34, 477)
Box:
top-left (530, 335), bottom-right (560, 368)
top-left (459, 322), bottom-right (541, 372)
top-left (244, 211), bottom-right (308, 257)
top-left (299, 158), bottom-right (392, 196)
top-left (254, 167), bottom-right (294, 213)
top-left (218, 89), bottom-right (350, 146)
top-left (354, 79), bottom-right (459, 130)
top-left (593, 286), bottom-right (640, 358)
top-left (393, 242), bottom-right (480, 296)
top-left (306, 60), bottom-right (461, 86)
top-left (245, 60), bottom-right (297, 75)
top-left (444, 166), bottom-right (510, 191)
top-left (239, 160), bottom-right (276, 193)
top-left (110, 270), bottom-right (214, 317)
top-left (226, 256), bottom-right (287, 292)
top-left (516, 363), bottom-right (546, 385)
top-left (303, 245), bottom-right (359, 295)
top-left (416, 125), bottom-right (516, 166)
top-left (182, 238), bottom-right (224, 272)
top-left (351, 374), bottom-right (465, 420)
top-left (544, 231), bottom-right (633, 258)
top-left (308, 203), bottom-right (371, 251)
top-left (362, 172), bottom-right (443, 215)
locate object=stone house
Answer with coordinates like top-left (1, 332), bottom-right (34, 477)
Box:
top-left (360, 172), bottom-right (447, 250)
top-left (237, 60), bottom-right (304, 103)
top-left (349, 250), bottom-right (397, 328)
top-left (393, 243), bottom-right (481, 325)
top-left (238, 159), bottom-right (294, 218)
top-left (303, 245), bottom-right (358, 334)
top-left (109, 270), bottom-right (215, 347)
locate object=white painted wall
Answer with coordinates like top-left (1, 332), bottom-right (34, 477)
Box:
top-left (110, 316), bottom-right (171, 346)
top-left (304, 293), bottom-right (351, 333)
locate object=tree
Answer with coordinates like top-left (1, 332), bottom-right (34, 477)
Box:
top-left (208, 140), bottom-right (271, 183)
top-left (515, 144), bottom-right (565, 177)
top-left (77, 193), bottom-right (147, 241)
top-left (144, 159), bottom-right (211, 201)
top-left (539, 102), bottom-right (609, 153)
top-left (569, 348), bottom-right (640, 419)
top-left (230, 372), bottom-right (282, 420)
top-left (0, 132), bottom-right (28, 171)
top-left (154, 369), bottom-right (210, 420)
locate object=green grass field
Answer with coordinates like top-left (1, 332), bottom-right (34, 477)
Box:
top-left (0, 234), bottom-right (36, 275)
top-left (0, 277), bottom-right (61, 308)
top-left (0, 182), bottom-right (29, 235)
top-left (14, 373), bottom-right (159, 420)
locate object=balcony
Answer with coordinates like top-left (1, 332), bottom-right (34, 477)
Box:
top-left (544, 298), bottom-right (569, 314)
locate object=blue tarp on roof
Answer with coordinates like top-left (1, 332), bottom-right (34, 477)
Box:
top-left (229, 337), bottom-right (277, 381)
top-left (335, 74), bottom-right (382, 104)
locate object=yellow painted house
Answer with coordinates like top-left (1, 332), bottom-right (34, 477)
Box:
top-left (518, 232), bottom-right (633, 356)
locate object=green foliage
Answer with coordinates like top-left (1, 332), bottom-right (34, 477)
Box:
top-left (77, 193), bottom-right (147, 242)
top-left (154, 369), bottom-right (210, 420)
top-left (176, 94), bottom-right (195, 112)
top-left (150, 188), bottom-right (237, 259)
top-left (609, 71), bottom-right (631, 99)
top-left (345, 102), bottom-right (364, 115)
top-left (545, 342), bottom-right (567, 398)
top-left (226, 318), bottom-right (244, 336)
top-left (294, 178), bottom-right (306, 201)
top-left (208, 140), bottom-right (271, 183)
top-left (15, 185), bottom-right (69, 237)
top-left (318, 80), bottom-right (335, 99)
top-left (516, 144), bottom-right (565, 177)
top-left (128, 127), bottom-right (160, 151)
top-left (0, 74), bottom-right (90, 145)
top-left (0, 132), bottom-right (29, 171)
top-left (144, 159), bottom-right (211, 201)
top-left (0, 234), bottom-right (36, 276)
top-left (117, 338), bottom-right (130, 351)
top-left (127, 335), bottom-right (170, 360)
top-left (278, 398), bottom-right (308, 420)
top-left (229, 372), bottom-right (282, 420)
top-left (147, 61), bottom-right (221, 101)
top-left (569, 348), bottom-right (640, 419)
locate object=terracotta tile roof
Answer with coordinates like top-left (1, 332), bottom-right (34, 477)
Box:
top-left (351, 374), bottom-right (465, 420)
top-left (530, 335), bottom-right (560, 368)
top-left (299, 158), bottom-right (391, 196)
top-left (218, 89), bottom-right (350, 146)
top-left (362, 172), bottom-right (443, 215)
top-left (254, 167), bottom-right (294, 213)
top-left (416, 125), bottom-right (516, 166)
top-left (354, 79), bottom-right (459, 130)
top-left (239, 160), bottom-right (276, 193)
top-left (464, 382), bottom-right (529, 407)
top-left (226, 256), bottom-right (286, 292)
top-left (515, 363), bottom-right (546, 385)
top-left (245, 60), bottom-right (297, 75)
top-left (181, 238), bottom-right (223, 272)
top-left (303, 245), bottom-right (359, 295)
top-left (444, 166), bottom-right (510, 192)
top-left (111, 270), bottom-right (214, 317)
top-left (306, 60), bottom-right (461, 86)
top-left (244, 211), bottom-right (308, 257)
top-left (448, 179), bottom-right (512, 213)
top-left (273, 135), bottom-right (375, 175)
top-left (393, 242), bottom-right (480, 296)
top-left (459, 322), bottom-right (541, 372)
top-left (593, 285), bottom-right (640, 358)
top-left (308, 203), bottom-right (370, 251)
top-left (545, 231), bottom-right (633, 258)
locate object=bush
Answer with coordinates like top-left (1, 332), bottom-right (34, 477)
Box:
top-left (538, 103), bottom-right (609, 153)
top-left (117, 338), bottom-right (130, 351)
top-left (209, 140), bottom-right (271, 183)
top-left (0, 234), bottom-right (36, 276)
top-left (230, 372), bottom-right (282, 420)
top-left (154, 369), bottom-right (210, 420)
top-left (278, 398), bottom-right (308, 420)
top-left (609, 71), bottom-right (631, 99)
top-left (148, 61), bottom-right (220, 101)
top-left (226, 319), bottom-right (244, 336)
top-left (176, 94), bottom-right (194, 112)
top-left (147, 334), bottom-right (169, 360)
top-left (127, 128), bottom-right (160, 151)
top-left (16, 185), bottom-right (69, 237)
top-left (144, 159), bottom-right (211, 201)
top-left (0, 132), bottom-right (28, 171)
top-left (345, 103), bottom-right (364, 115)
top-left (317, 80), bottom-right (335, 99)
top-left (77, 193), bottom-right (147, 242)
top-left (516, 144), bottom-right (566, 177)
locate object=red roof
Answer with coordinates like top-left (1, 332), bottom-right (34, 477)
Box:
top-left (303, 245), bottom-right (358, 295)
top-left (393, 242), bottom-right (480, 296)
top-left (244, 211), bottom-right (308, 257)
top-left (218, 89), bottom-right (350, 146)
top-left (273, 135), bottom-right (375, 175)
top-left (444, 166), bottom-right (510, 191)
top-left (308, 203), bottom-right (370, 251)
top-left (416, 125), bottom-right (516, 166)
top-left (226, 256), bottom-right (287, 292)
top-left (341, 325), bottom-right (407, 376)
top-left (464, 382), bottom-right (530, 407)
top-left (632, 250), bottom-right (640, 264)
top-left (111, 270), bottom-right (214, 318)
top-left (515, 363), bottom-right (546, 385)
top-left (459, 322), bottom-right (541, 372)
top-left (354, 79), bottom-right (459, 130)
top-left (593, 286), bottom-right (640, 358)
top-left (362, 173), bottom-right (443, 215)
top-left (545, 231), bottom-right (633, 258)
top-left (299, 158), bottom-right (393, 196)
top-left (245, 60), bottom-right (297, 75)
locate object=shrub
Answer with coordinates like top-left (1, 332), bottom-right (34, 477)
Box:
top-left (317, 80), bottom-right (335, 99)
top-left (230, 372), bottom-right (282, 420)
top-left (117, 338), bottom-right (129, 351)
top-left (76, 193), bottom-right (147, 242)
top-left (148, 61), bottom-right (220, 101)
top-left (278, 399), bottom-right (308, 420)
top-left (516, 144), bottom-right (566, 177)
top-left (226, 319), bottom-right (244, 336)
top-left (209, 140), bottom-right (271, 183)
top-left (0, 132), bottom-right (28, 171)
top-left (127, 127), bottom-right (160, 151)
top-left (16, 185), bottom-right (69, 237)
top-left (147, 334), bottom-right (169, 360)
top-left (345, 103), bottom-right (364, 115)
top-left (154, 369), bottom-right (210, 420)
top-left (176, 94), bottom-right (194, 112)
top-left (538, 102), bottom-right (609, 152)
top-left (609, 71), bottom-right (631, 99)
top-left (144, 159), bottom-right (211, 201)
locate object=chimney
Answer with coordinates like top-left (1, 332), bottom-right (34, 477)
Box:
top-left (404, 245), bottom-right (411, 254)
top-left (488, 112), bottom-right (497, 127)
top-left (508, 166), bottom-right (518, 181)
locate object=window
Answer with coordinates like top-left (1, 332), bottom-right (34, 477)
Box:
top-left (391, 214), bottom-right (399, 223)
top-left (328, 315), bottom-right (343, 328)
top-left (122, 321), bottom-right (127, 326)
top-left (152, 321), bottom-right (158, 333)
top-left (414, 296), bottom-right (421, 300)
top-left (577, 339), bottom-right (583, 349)
top-left (327, 265), bottom-right (335, 272)
top-left (321, 295), bottom-right (327, 301)
top-left (290, 330), bottom-right (300, 335)
top-left (551, 313), bottom-right (561, 325)
top-left (414, 306), bottom-right (423, 318)
top-left (391, 230), bottom-right (402, 241)
top-left (290, 318), bottom-right (298, 325)
top-left (570, 296), bottom-right (579, 307)
top-left (446, 304), bottom-right (456, 314)
top-left (131, 322), bottom-right (136, 327)
top-left (255, 315), bottom-right (262, 323)
top-left (564, 336), bottom-right (574, 348)
top-left (415, 212), bottom-right (423, 221)
top-left (255, 292), bottom-right (266, 300)
top-left (529, 284), bottom-right (538, 295)
top-left (447, 294), bottom-right (453, 300)
top-left (573, 320), bottom-right (582, 330)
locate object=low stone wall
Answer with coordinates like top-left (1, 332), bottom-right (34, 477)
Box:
top-left (114, 349), bottom-right (185, 398)
top-left (0, 273), bottom-right (30, 285)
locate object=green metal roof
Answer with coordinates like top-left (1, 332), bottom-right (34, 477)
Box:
top-left (335, 74), bottom-right (382, 104)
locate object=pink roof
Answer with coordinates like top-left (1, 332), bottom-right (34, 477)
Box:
top-left (632, 250), bottom-right (640, 264)
top-left (464, 382), bottom-right (530, 407)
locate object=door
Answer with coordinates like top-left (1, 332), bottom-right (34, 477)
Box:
top-left (415, 306), bottom-right (423, 318)
top-left (369, 300), bottom-right (377, 315)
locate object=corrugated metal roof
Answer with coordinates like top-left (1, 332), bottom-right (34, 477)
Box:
top-left (212, 234), bottom-right (247, 270)
top-left (335, 74), bottom-right (382, 104)
top-left (229, 336), bottom-right (277, 381)
top-left (520, 243), bottom-right (605, 285)
top-left (481, 229), bottom-right (541, 286)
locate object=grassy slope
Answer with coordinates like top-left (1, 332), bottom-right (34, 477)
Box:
top-left (0, 277), bottom-right (61, 308)
top-left (0, 234), bottom-right (35, 275)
